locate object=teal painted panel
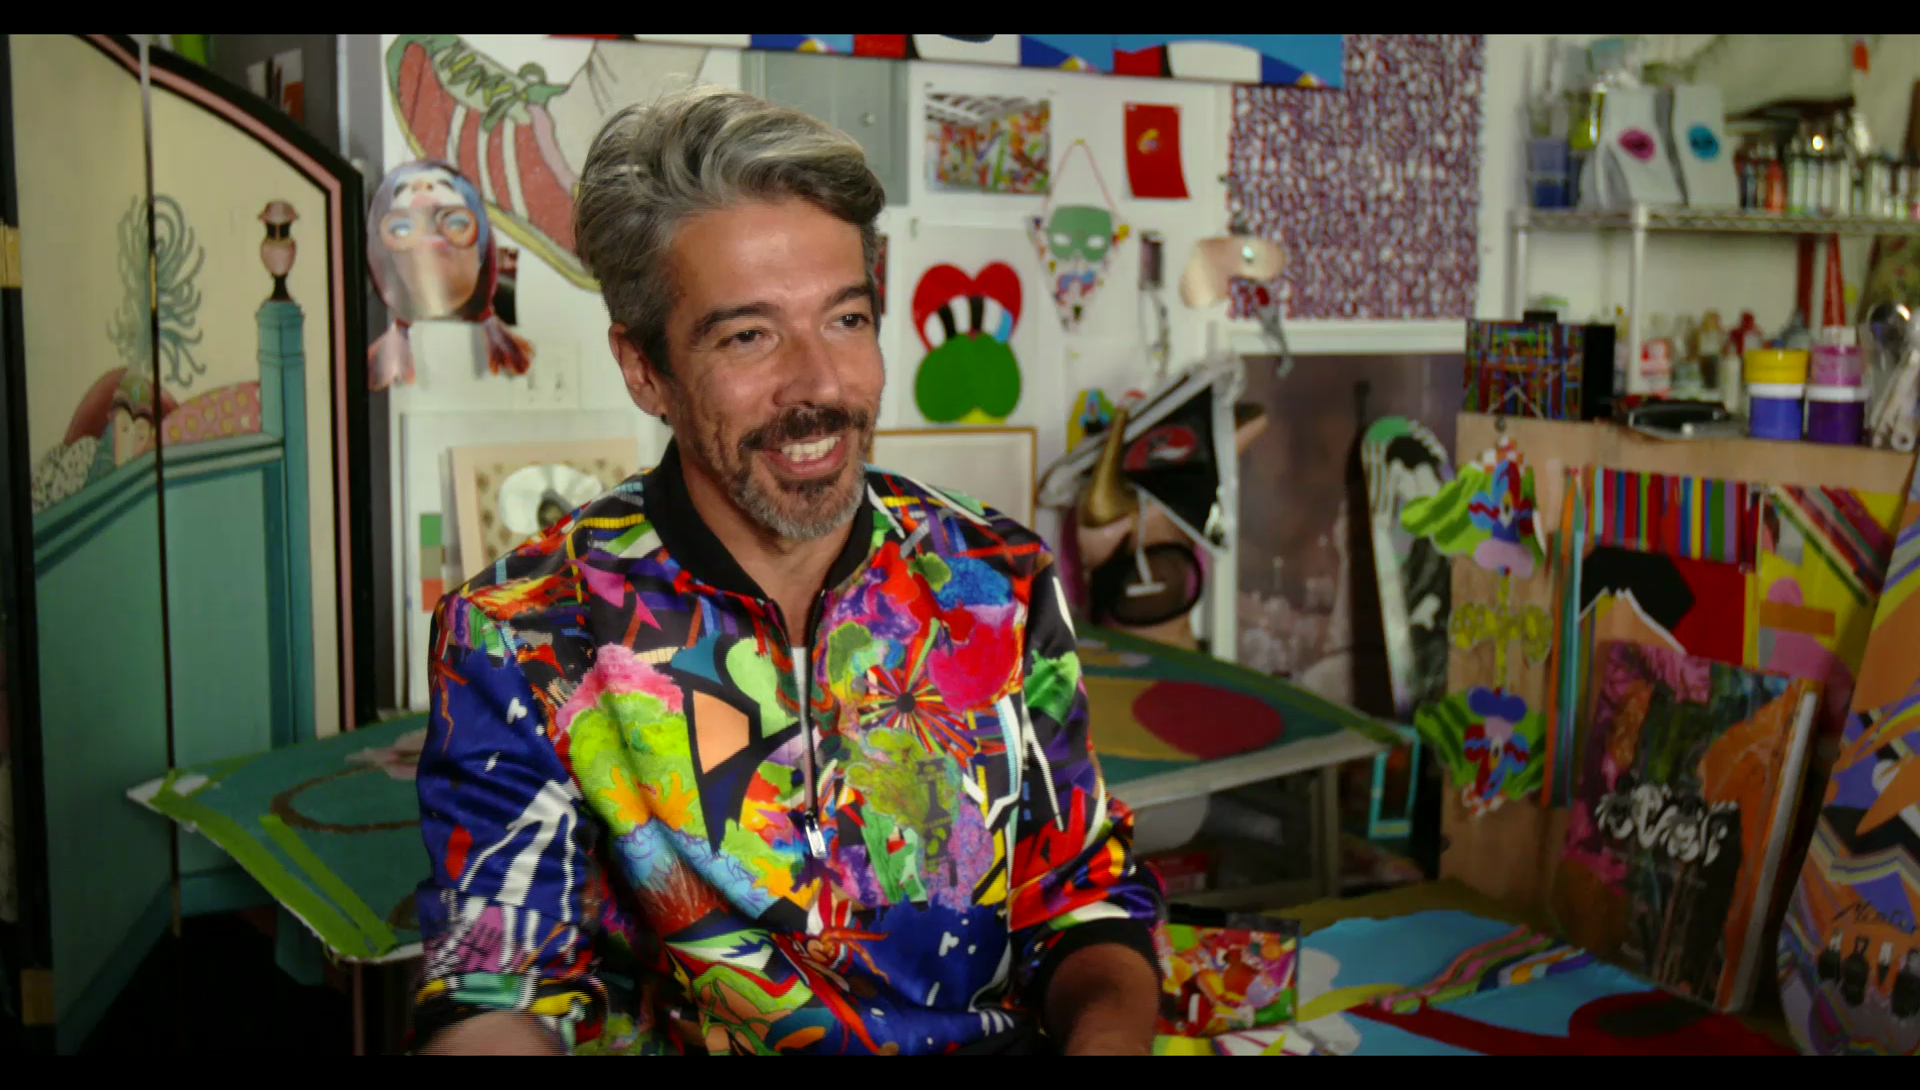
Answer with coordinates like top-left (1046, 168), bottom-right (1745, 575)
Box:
top-left (35, 489), bottom-right (173, 1025)
top-left (163, 470), bottom-right (277, 876)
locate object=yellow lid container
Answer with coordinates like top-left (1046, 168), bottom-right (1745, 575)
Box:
top-left (1744, 348), bottom-right (1810, 384)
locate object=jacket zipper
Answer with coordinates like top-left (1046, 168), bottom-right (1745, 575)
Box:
top-left (783, 591), bottom-right (830, 859)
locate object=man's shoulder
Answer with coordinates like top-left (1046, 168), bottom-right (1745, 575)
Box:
top-left (861, 464), bottom-right (1047, 557)
top-left (441, 474), bottom-right (659, 633)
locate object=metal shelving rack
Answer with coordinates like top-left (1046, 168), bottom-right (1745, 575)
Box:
top-left (1510, 204), bottom-right (1920, 395)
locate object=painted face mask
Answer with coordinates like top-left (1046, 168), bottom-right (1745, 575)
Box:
top-left (1031, 204), bottom-right (1120, 331)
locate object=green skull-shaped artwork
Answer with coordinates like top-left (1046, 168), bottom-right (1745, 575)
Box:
top-left (1031, 204), bottom-right (1120, 330)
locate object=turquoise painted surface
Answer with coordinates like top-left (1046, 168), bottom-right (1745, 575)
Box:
top-left (35, 488), bottom-right (173, 1024)
top-left (163, 469), bottom-right (277, 876)
top-left (259, 299), bottom-right (312, 742)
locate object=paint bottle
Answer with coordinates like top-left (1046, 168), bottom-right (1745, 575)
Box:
top-left (1642, 315), bottom-right (1674, 396)
top-left (1764, 147), bottom-right (1787, 213)
top-left (1787, 134), bottom-right (1811, 215)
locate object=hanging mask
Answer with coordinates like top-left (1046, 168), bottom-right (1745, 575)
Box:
top-left (1028, 140), bottom-right (1127, 331)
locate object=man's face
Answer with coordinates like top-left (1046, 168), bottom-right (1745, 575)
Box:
top-left (616, 198), bottom-right (883, 541)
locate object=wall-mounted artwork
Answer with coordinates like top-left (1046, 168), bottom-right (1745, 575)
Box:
top-left (385, 34), bottom-right (711, 291)
top-left (906, 226), bottom-right (1045, 433)
top-left (925, 92), bottom-right (1050, 195)
top-left (399, 409), bottom-right (644, 710)
top-left (1029, 140), bottom-right (1127, 331)
top-left (582, 33), bottom-right (1346, 88)
top-left (449, 438), bottom-right (642, 579)
top-left (1124, 102), bottom-right (1190, 200)
top-left (1228, 35), bottom-right (1483, 320)
top-left (366, 159), bottom-right (532, 391)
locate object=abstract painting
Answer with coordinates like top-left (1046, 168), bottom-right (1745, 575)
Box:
top-left (925, 92), bottom-right (1050, 195)
top-left (1228, 35), bottom-right (1483, 320)
top-left (1556, 640), bottom-right (1819, 1011)
top-left (1779, 467), bottom-right (1920, 1054)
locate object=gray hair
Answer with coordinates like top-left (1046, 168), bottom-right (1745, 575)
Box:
top-left (573, 84), bottom-right (886, 377)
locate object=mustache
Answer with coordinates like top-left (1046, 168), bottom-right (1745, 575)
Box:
top-left (739, 404), bottom-right (872, 452)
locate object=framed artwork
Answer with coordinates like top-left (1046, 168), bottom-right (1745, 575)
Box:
top-left (870, 427), bottom-right (1038, 528)
top-left (398, 410), bottom-right (645, 710)
top-left (925, 92), bottom-right (1051, 195)
top-left (448, 438), bottom-right (644, 593)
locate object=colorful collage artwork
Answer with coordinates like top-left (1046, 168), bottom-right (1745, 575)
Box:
top-left (1779, 466), bottom-right (1920, 1055)
top-left (1155, 922), bottom-right (1300, 1037)
top-left (1154, 910), bottom-right (1787, 1055)
top-left (926, 93), bottom-right (1051, 195)
top-left (1556, 641), bottom-right (1817, 1011)
top-left (587, 34), bottom-right (1346, 88)
top-left (1404, 437), bottom-right (1551, 816)
top-left (1528, 470), bottom-right (1901, 814)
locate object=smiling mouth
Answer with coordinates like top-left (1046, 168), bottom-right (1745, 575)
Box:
top-left (759, 431), bottom-right (850, 480)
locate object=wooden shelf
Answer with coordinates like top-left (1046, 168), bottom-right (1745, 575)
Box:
top-left (1458, 414), bottom-right (1919, 496)
top-left (1515, 206), bottom-right (1920, 236)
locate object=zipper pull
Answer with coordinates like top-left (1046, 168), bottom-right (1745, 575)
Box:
top-left (800, 812), bottom-right (827, 858)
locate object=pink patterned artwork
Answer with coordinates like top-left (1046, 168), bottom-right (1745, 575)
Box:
top-left (1227, 35), bottom-right (1484, 321)
top-left (163, 382), bottom-right (263, 446)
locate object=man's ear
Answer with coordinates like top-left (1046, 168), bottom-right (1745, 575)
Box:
top-left (609, 324), bottom-right (669, 419)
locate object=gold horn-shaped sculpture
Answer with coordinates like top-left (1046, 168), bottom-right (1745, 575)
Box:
top-left (1078, 405), bottom-right (1138, 529)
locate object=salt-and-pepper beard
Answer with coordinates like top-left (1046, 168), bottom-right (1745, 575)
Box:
top-left (681, 401), bottom-right (876, 542)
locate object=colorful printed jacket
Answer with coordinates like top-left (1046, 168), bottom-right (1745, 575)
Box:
top-left (414, 443), bottom-right (1165, 1054)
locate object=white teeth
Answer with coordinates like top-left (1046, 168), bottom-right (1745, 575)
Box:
top-left (779, 435), bottom-right (841, 463)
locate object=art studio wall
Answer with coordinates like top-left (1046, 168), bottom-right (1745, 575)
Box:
top-left (348, 34), bottom-right (1747, 710)
top-left (370, 33), bottom-right (1242, 707)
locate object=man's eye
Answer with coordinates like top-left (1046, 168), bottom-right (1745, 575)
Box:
top-left (838, 313), bottom-right (872, 330)
top-left (725, 330), bottom-right (764, 347)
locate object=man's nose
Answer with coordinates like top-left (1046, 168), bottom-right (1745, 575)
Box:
top-left (779, 328), bottom-right (847, 406)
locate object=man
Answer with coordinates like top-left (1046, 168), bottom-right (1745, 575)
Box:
top-left (414, 84), bottom-right (1165, 1056)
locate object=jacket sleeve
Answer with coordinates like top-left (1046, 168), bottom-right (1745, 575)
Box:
top-left (1006, 560), bottom-right (1166, 1009)
top-left (412, 591), bottom-right (606, 1050)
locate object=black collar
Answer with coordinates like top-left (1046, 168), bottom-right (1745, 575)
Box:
top-left (641, 439), bottom-right (877, 604)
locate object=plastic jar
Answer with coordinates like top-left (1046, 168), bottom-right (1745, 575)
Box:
top-left (1744, 348), bottom-right (1811, 385)
top-left (1810, 328), bottom-right (1864, 386)
top-left (1748, 382), bottom-right (1807, 440)
top-left (1805, 384), bottom-right (1867, 444)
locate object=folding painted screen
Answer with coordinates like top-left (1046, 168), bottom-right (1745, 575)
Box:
top-left (0, 34), bottom-right (368, 1051)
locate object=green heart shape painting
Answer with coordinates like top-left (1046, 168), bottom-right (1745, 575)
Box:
top-left (911, 260), bottom-right (1025, 425)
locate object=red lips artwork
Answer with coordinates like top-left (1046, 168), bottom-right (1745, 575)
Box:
top-left (910, 262), bottom-right (1025, 424)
